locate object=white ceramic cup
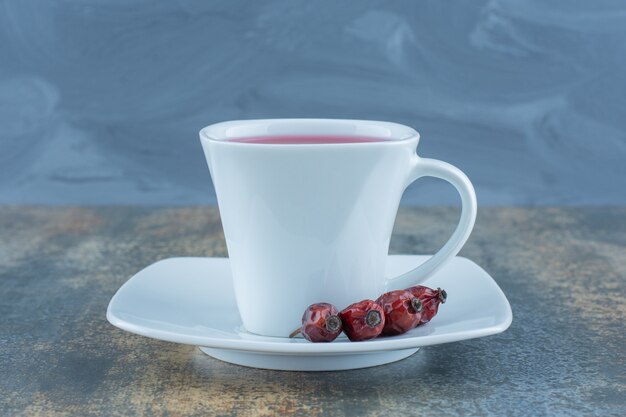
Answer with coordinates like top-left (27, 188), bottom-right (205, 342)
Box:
top-left (200, 119), bottom-right (477, 337)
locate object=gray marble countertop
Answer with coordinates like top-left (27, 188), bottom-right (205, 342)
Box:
top-left (1, 207), bottom-right (625, 416)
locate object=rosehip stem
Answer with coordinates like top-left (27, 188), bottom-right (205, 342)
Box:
top-left (365, 310), bottom-right (382, 328)
top-left (438, 288), bottom-right (447, 304)
top-left (325, 315), bottom-right (342, 332)
top-left (411, 297), bottom-right (423, 313)
top-left (289, 328), bottom-right (302, 338)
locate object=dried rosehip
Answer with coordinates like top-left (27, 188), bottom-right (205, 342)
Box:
top-left (376, 290), bottom-right (423, 336)
top-left (291, 303), bottom-right (342, 342)
top-left (405, 286), bottom-right (447, 326)
top-left (339, 300), bottom-right (385, 341)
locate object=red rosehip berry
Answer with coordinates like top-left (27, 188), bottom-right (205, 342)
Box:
top-left (376, 290), bottom-right (423, 336)
top-left (292, 303), bottom-right (342, 342)
top-left (339, 300), bottom-right (385, 341)
top-left (405, 286), bottom-right (447, 326)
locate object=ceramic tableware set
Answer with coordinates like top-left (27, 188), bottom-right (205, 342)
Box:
top-left (107, 119), bottom-right (512, 371)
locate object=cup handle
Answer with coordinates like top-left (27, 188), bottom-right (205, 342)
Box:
top-left (385, 157), bottom-right (477, 290)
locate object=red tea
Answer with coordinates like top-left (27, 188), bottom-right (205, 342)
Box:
top-left (228, 135), bottom-right (390, 144)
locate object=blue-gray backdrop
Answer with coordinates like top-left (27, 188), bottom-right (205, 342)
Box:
top-left (1, 0), bottom-right (625, 205)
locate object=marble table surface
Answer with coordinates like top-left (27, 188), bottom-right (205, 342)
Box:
top-left (1, 207), bottom-right (624, 416)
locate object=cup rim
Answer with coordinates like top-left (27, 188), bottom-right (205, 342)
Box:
top-left (199, 118), bottom-right (420, 146)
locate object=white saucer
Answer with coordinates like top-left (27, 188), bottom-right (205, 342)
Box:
top-left (107, 255), bottom-right (512, 371)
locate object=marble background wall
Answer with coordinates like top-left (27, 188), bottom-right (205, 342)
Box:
top-left (1, 0), bottom-right (625, 205)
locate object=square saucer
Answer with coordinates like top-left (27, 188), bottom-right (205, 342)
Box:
top-left (107, 255), bottom-right (512, 371)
